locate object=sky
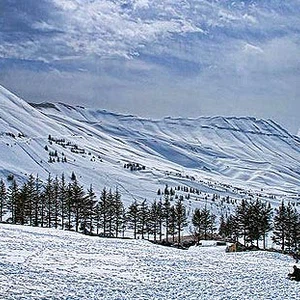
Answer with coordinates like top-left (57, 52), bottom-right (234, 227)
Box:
top-left (0, 0), bottom-right (299, 134)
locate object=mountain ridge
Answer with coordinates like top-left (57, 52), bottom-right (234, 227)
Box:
top-left (1, 84), bottom-right (300, 207)
top-left (30, 101), bottom-right (295, 140)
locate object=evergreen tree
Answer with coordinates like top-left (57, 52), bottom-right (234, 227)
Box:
top-left (53, 176), bottom-right (60, 229)
top-left (174, 199), bottom-right (187, 244)
top-left (127, 201), bottom-right (140, 239)
top-left (163, 195), bottom-right (171, 243)
top-left (25, 174), bottom-right (36, 226)
top-left (291, 212), bottom-right (300, 250)
top-left (106, 189), bottom-right (115, 236)
top-left (113, 188), bottom-right (124, 238)
top-left (138, 200), bottom-right (149, 239)
top-left (168, 205), bottom-right (177, 242)
top-left (218, 215), bottom-right (227, 239)
top-left (85, 184), bottom-right (97, 234)
top-left (149, 200), bottom-right (160, 242)
top-left (273, 202), bottom-right (288, 252)
top-left (0, 179), bottom-right (7, 222)
top-left (33, 175), bottom-right (43, 227)
top-left (71, 179), bottom-right (86, 232)
top-left (44, 174), bottom-right (54, 228)
top-left (71, 171), bottom-right (76, 181)
top-left (192, 206), bottom-right (216, 241)
top-left (285, 202), bottom-right (299, 251)
top-left (192, 208), bottom-right (202, 243)
top-left (98, 188), bottom-right (109, 235)
top-left (65, 183), bottom-right (74, 230)
top-left (157, 199), bottom-right (164, 241)
top-left (255, 200), bottom-right (273, 249)
top-left (235, 199), bottom-right (250, 244)
top-left (8, 179), bottom-right (19, 224)
top-left (59, 173), bottom-right (67, 229)
top-left (164, 184), bottom-right (169, 196)
top-left (16, 182), bottom-right (27, 225)
top-left (219, 214), bottom-right (239, 242)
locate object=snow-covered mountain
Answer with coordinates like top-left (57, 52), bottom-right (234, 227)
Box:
top-left (1, 85), bottom-right (300, 207)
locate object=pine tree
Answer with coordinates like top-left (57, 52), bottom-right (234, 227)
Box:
top-left (192, 206), bottom-right (216, 241)
top-left (65, 183), bottom-right (74, 230)
top-left (138, 200), bottom-right (149, 239)
top-left (25, 174), bottom-right (36, 226)
top-left (44, 174), bottom-right (54, 228)
top-left (8, 179), bottom-right (19, 224)
top-left (291, 212), bottom-right (300, 250)
top-left (127, 201), bottom-right (140, 239)
top-left (163, 195), bottom-right (171, 243)
top-left (164, 184), bottom-right (169, 196)
top-left (33, 175), bottom-right (43, 227)
top-left (210, 212), bottom-right (217, 237)
top-left (157, 199), bottom-right (164, 241)
top-left (106, 189), bottom-right (115, 236)
top-left (0, 179), bottom-right (7, 222)
top-left (285, 202), bottom-right (299, 251)
top-left (218, 215), bottom-right (227, 239)
top-left (53, 176), bottom-right (60, 229)
top-left (85, 184), bottom-right (97, 234)
top-left (174, 199), bottom-right (187, 244)
top-left (98, 188), bottom-right (109, 235)
top-left (59, 173), bottom-right (67, 229)
top-left (235, 199), bottom-right (250, 244)
top-left (149, 200), bottom-right (160, 242)
top-left (192, 208), bottom-right (202, 243)
top-left (113, 188), bottom-right (124, 238)
top-left (272, 201), bottom-right (299, 252)
top-left (168, 205), bottom-right (177, 242)
top-left (256, 200), bottom-right (273, 249)
top-left (71, 179), bottom-right (86, 232)
top-left (71, 171), bottom-right (76, 181)
top-left (273, 202), bottom-right (288, 252)
top-left (15, 182), bottom-right (26, 225)
top-left (220, 214), bottom-right (239, 242)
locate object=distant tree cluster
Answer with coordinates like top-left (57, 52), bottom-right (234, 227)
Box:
top-left (219, 199), bottom-right (300, 251)
top-left (126, 196), bottom-right (188, 244)
top-left (0, 174), bottom-right (124, 236)
top-left (192, 206), bottom-right (216, 243)
top-left (0, 175), bottom-right (188, 243)
top-left (272, 201), bottom-right (300, 252)
top-left (123, 162), bottom-right (146, 171)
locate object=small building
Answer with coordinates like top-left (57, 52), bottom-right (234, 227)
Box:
top-left (226, 242), bottom-right (247, 252)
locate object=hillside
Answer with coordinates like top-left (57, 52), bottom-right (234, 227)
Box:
top-left (0, 223), bottom-right (298, 299)
top-left (0, 85), bottom-right (300, 210)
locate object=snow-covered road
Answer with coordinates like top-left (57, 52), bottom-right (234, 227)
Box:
top-left (0, 224), bottom-right (298, 299)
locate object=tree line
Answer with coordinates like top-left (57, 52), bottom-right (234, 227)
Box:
top-left (0, 174), bottom-right (188, 243)
top-left (0, 174), bottom-right (299, 252)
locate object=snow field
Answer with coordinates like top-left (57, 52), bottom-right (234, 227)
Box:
top-left (0, 224), bottom-right (298, 300)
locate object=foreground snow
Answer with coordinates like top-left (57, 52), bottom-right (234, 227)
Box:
top-left (0, 224), bottom-right (298, 299)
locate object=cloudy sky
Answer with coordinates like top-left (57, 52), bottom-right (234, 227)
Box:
top-left (0, 0), bottom-right (299, 134)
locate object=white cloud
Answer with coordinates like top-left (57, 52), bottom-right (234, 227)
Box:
top-left (1, 0), bottom-right (300, 134)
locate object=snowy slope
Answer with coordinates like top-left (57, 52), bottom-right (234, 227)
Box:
top-left (32, 100), bottom-right (300, 196)
top-left (1, 84), bottom-right (300, 208)
top-left (0, 223), bottom-right (298, 300)
top-left (0, 85), bottom-right (71, 137)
